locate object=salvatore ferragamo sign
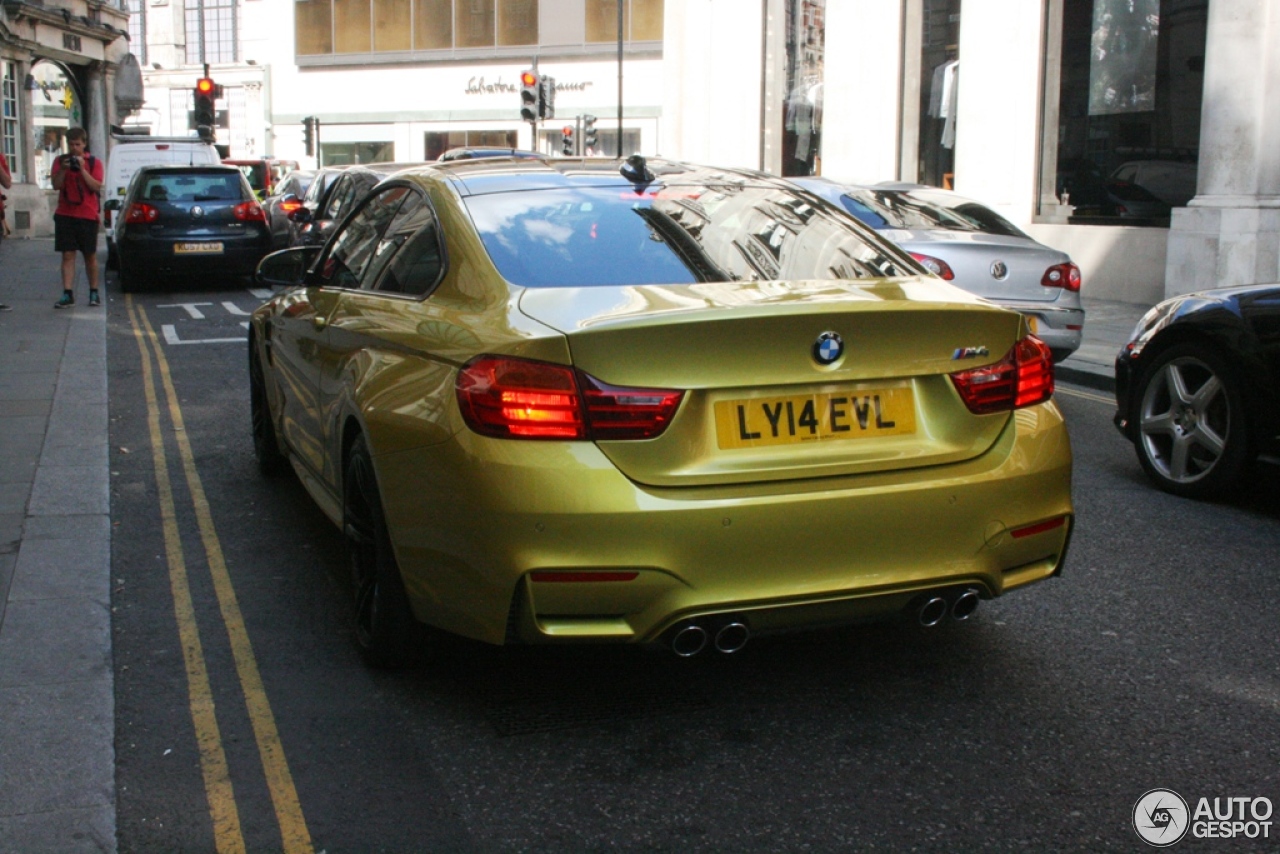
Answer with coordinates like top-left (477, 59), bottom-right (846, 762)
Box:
top-left (465, 75), bottom-right (593, 95)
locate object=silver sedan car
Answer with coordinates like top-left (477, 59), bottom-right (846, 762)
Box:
top-left (794, 178), bottom-right (1085, 362)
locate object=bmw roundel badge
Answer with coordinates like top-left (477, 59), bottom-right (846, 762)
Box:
top-left (813, 331), bottom-right (844, 365)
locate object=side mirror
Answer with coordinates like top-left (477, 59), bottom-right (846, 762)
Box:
top-left (289, 205), bottom-right (313, 224)
top-left (256, 246), bottom-right (321, 289)
top-left (103, 199), bottom-right (121, 212)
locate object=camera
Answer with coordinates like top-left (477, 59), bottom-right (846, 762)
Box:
top-left (62, 154), bottom-right (81, 172)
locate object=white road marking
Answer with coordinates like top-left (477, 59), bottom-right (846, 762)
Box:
top-left (157, 302), bottom-right (213, 320)
top-left (162, 323), bottom-right (247, 345)
top-left (223, 301), bottom-right (252, 316)
top-left (248, 288), bottom-right (273, 299)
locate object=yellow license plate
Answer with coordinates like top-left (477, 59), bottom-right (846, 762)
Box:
top-left (175, 242), bottom-right (223, 254)
top-left (714, 387), bottom-right (916, 449)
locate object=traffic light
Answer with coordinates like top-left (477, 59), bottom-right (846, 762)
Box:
top-left (561, 126), bottom-right (575, 156)
top-left (519, 69), bottom-right (541, 122)
top-left (193, 77), bottom-right (217, 137)
top-left (302, 116), bottom-right (319, 157)
top-left (540, 75), bottom-right (555, 120)
top-left (582, 114), bottom-right (598, 152)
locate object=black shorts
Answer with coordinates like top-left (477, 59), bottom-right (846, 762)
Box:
top-left (54, 214), bottom-right (99, 255)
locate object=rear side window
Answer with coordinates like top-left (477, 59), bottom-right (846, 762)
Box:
top-left (140, 172), bottom-right (246, 202)
top-left (317, 186), bottom-right (413, 289)
top-left (463, 183), bottom-right (916, 288)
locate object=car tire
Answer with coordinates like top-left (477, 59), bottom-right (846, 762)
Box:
top-left (344, 435), bottom-right (417, 668)
top-left (106, 239), bottom-right (118, 272)
top-left (249, 344), bottom-right (289, 476)
top-left (1132, 342), bottom-right (1250, 499)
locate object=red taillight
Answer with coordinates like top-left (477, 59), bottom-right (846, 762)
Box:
top-left (234, 201), bottom-right (267, 222)
top-left (1042, 262), bottom-right (1081, 292)
top-left (910, 252), bottom-right (955, 280)
top-left (455, 357), bottom-right (684, 441)
top-left (125, 202), bottom-right (159, 224)
top-left (280, 199), bottom-right (303, 213)
top-left (1010, 516), bottom-right (1067, 539)
top-left (949, 336), bottom-right (1054, 415)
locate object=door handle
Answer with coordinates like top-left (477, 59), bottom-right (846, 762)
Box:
top-left (312, 316), bottom-right (327, 330)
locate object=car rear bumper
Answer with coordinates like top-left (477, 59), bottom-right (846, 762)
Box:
top-left (375, 401), bottom-right (1074, 647)
top-left (989, 300), bottom-right (1085, 361)
top-left (119, 234), bottom-right (271, 276)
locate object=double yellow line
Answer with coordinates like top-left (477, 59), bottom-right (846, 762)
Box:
top-left (127, 296), bottom-right (312, 854)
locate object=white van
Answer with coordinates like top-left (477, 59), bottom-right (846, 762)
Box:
top-left (103, 134), bottom-right (220, 267)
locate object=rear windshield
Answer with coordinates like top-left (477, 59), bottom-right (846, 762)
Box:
top-left (463, 183), bottom-right (918, 288)
top-left (140, 172), bottom-right (246, 202)
top-left (837, 188), bottom-right (1028, 238)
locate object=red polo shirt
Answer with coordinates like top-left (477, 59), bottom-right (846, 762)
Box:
top-left (52, 154), bottom-right (104, 221)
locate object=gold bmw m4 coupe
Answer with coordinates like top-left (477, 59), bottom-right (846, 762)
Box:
top-left (249, 156), bottom-right (1073, 666)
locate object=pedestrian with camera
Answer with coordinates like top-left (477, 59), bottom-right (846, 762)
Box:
top-left (50, 126), bottom-right (104, 309)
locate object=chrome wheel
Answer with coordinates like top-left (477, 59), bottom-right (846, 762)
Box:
top-left (1134, 345), bottom-right (1247, 498)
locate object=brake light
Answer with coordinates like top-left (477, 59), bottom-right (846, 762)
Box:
top-left (234, 201), bottom-right (267, 222)
top-left (949, 336), bottom-right (1054, 415)
top-left (1042, 262), bottom-right (1081, 291)
top-left (280, 199), bottom-right (303, 213)
top-left (125, 202), bottom-right (160, 224)
top-left (910, 252), bottom-right (955, 280)
top-left (456, 357), bottom-right (684, 441)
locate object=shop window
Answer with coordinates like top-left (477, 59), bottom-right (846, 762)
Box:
top-left (29, 62), bottom-right (81, 191)
top-left (781, 0), bottom-right (825, 178)
top-left (586, 0), bottom-right (663, 42)
top-left (425, 129), bottom-right (518, 161)
top-left (321, 141), bottom-right (396, 166)
top-left (1049, 0), bottom-right (1205, 226)
top-left (917, 0), bottom-right (959, 189)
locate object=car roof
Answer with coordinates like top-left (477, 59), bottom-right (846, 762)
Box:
top-left (136, 164), bottom-right (244, 174)
top-left (438, 147), bottom-right (544, 162)
top-left (385, 156), bottom-right (771, 198)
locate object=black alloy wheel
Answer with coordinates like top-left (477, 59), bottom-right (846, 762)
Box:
top-left (344, 435), bottom-right (417, 668)
top-left (1133, 342), bottom-right (1249, 499)
top-left (249, 344), bottom-right (289, 476)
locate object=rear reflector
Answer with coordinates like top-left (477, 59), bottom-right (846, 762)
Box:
top-left (950, 336), bottom-right (1054, 415)
top-left (530, 571), bottom-right (639, 583)
top-left (456, 356), bottom-right (683, 441)
top-left (1010, 516), bottom-right (1067, 539)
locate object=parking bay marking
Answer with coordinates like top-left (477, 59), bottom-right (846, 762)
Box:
top-left (130, 298), bottom-right (314, 853)
top-left (162, 322), bottom-right (250, 345)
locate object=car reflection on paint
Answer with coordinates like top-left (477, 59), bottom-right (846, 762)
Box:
top-left (249, 155), bottom-right (1074, 667)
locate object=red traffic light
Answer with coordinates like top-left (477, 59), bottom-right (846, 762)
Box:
top-left (562, 126), bottom-right (573, 136)
top-left (520, 71), bottom-right (538, 87)
top-left (196, 77), bottom-right (215, 95)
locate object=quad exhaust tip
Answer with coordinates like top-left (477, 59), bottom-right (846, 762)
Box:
top-left (670, 619), bottom-right (751, 657)
top-left (917, 588), bottom-right (982, 626)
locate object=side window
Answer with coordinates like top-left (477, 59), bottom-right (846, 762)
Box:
top-left (316, 186), bottom-right (411, 289)
top-left (370, 192), bottom-right (446, 297)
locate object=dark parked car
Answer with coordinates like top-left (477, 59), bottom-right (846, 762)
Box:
top-left (263, 169), bottom-right (314, 249)
top-left (794, 178), bottom-right (1085, 362)
top-left (1114, 284), bottom-right (1280, 499)
top-left (287, 162), bottom-right (421, 247)
top-left (112, 165), bottom-right (273, 293)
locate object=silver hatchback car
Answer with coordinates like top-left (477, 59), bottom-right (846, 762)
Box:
top-left (793, 178), bottom-right (1085, 362)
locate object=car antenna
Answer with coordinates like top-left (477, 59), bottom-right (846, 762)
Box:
top-left (620, 154), bottom-right (655, 188)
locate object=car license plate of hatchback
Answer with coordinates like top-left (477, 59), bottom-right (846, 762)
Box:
top-left (714, 387), bottom-right (916, 449)
top-left (174, 242), bottom-right (223, 255)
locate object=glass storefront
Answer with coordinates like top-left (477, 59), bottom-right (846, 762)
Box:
top-left (425, 129), bottom-right (518, 160)
top-left (781, 0), bottom-right (825, 177)
top-left (916, 0), bottom-right (960, 189)
top-left (29, 62), bottom-right (82, 191)
top-left (1051, 0), bottom-right (1207, 225)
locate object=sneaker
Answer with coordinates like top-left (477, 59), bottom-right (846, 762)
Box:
top-left (54, 291), bottom-right (74, 309)
top-left (88, 290), bottom-right (101, 307)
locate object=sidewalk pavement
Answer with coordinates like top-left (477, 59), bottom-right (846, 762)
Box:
top-left (0, 233), bottom-right (1146, 852)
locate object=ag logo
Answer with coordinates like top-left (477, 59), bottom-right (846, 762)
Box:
top-left (1133, 789), bottom-right (1190, 847)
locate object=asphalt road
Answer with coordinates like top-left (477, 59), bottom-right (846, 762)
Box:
top-left (107, 281), bottom-right (1280, 852)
